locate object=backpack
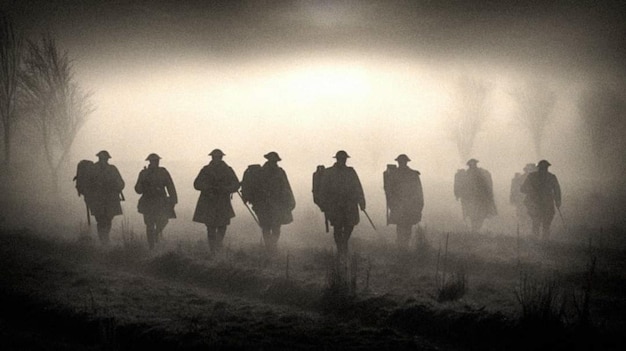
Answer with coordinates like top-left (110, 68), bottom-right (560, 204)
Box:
top-left (312, 165), bottom-right (326, 211)
top-left (383, 164), bottom-right (397, 201)
top-left (73, 160), bottom-right (94, 197)
top-left (240, 164), bottom-right (262, 204)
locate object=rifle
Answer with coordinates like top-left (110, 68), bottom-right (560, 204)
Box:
top-left (383, 164), bottom-right (396, 226)
top-left (386, 202), bottom-right (390, 226)
top-left (85, 201), bottom-right (91, 226)
top-left (236, 191), bottom-right (261, 227)
top-left (557, 206), bottom-right (566, 228)
top-left (324, 213), bottom-right (329, 233)
top-left (362, 209), bottom-right (377, 232)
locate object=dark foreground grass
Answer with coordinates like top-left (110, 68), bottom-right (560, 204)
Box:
top-left (1, 228), bottom-right (625, 350)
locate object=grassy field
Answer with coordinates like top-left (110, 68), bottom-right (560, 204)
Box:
top-left (1, 225), bottom-right (625, 350)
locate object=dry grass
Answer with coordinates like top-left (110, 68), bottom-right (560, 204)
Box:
top-left (1, 226), bottom-right (625, 350)
top-left (437, 269), bottom-right (468, 302)
top-left (514, 272), bottom-right (565, 328)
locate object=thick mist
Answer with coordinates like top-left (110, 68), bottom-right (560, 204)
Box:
top-left (2, 0), bottom-right (625, 243)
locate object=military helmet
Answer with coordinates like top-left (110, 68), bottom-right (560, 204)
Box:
top-left (209, 149), bottom-right (225, 157)
top-left (145, 153), bottom-right (161, 161)
top-left (537, 160), bottom-right (551, 168)
top-left (523, 163), bottom-right (536, 172)
top-left (466, 158), bottom-right (479, 166)
top-left (395, 154), bottom-right (411, 162)
top-left (333, 150), bottom-right (350, 159)
top-left (96, 150), bottom-right (111, 159)
top-left (264, 151), bottom-right (281, 161)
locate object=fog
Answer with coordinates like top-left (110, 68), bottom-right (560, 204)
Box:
top-left (2, 1), bottom-right (626, 243)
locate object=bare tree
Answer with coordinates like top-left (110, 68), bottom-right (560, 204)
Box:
top-left (449, 76), bottom-right (491, 162)
top-left (578, 84), bottom-right (626, 175)
top-left (0, 13), bottom-right (23, 169)
top-left (510, 81), bottom-right (557, 158)
top-left (21, 34), bottom-right (94, 191)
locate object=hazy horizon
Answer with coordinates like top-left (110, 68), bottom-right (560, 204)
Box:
top-left (2, 0), bottom-right (625, 240)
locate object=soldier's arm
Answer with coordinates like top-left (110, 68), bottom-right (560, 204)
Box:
top-left (416, 176), bottom-right (424, 211)
top-left (164, 169), bottom-right (178, 204)
top-left (112, 166), bottom-right (125, 192)
top-left (520, 176), bottom-right (531, 194)
top-left (509, 178), bottom-right (517, 204)
top-left (281, 169), bottom-right (296, 210)
top-left (553, 175), bottom-right (562, 208)
top-left (134, 170), bottom-right (145, 194)
top-left (484, 170), bottom-right (494, 196)
top-left (353, 169), bottom-right (366, 210)
top-left (193, 167), bottom-right (210, 191)
top-left (225, 167), bottom-right (241, 193)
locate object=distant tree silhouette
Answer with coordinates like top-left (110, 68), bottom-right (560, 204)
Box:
top-left (21, 34), bottom-right (94, 191)
top-left (578, 84), bottom-right (626, 176)
top-left (0, 13), bottom-right (23, 170)
top-left (449, 76), bottom-right (491, 162)
top-left (510, 81), bottom-right (556, 158)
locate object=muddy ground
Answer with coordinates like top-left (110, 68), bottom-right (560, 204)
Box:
top-left (1, 226), bottom-right (625, 350)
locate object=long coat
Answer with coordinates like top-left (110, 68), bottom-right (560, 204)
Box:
top-left (385, 166), bottom-right (424, 225)
top-left (510, 172), bottom-right (531, 220)
top-left (192, 160), bottom-right (240, 227)
top-left (520, 171), bottom-right (561, 220)
top-left (134, 166), bottom-right (177, 218)
top-left (454, 167), bottom-right (497, 221)
top-left (89, 161), bottom-right (125, 219)
top-left (250, 162), bottom-right (296, 228)
top-left (319, 163), bottom-right (365, 227)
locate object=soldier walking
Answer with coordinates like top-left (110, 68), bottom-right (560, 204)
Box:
top-left (318, 151), bottom-right (366, 258)
top-left (384, 154), bottom-right (424, 250)
top-left (510, 163), bottom-right (536, 232)
top-left (90, 150), bottom-right (125, 244)
top-left (241, 152), bottom-right (295, 254)
top-left (134, 153), bottom-right (177, 249)
top-left (521, 160), bottom-right (561, 240)
top-left (192, 149), bottom-right (240, 254)
top-left (454, 159), bottom-right (497, 232)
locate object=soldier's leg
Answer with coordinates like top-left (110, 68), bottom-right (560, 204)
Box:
top-left (96, 215), bottom-right (112, 244)
top-left (342, 225), bottom-right (354, 256)
top-left (542, 214), bottom-right (554, 241)
top-left (271, 224), bottom-right (281, 251)
top-left (470, 216), bottom-right (484, 232)
top-left (333, 224), bottom-right (346, 257)
top-left (144, 214), bottom-right (156, 249)
top-left (265, 225), bottom-right (281, 253)
top-left (262, 225), bottom-right (272, 252)
top-left (105, 217), bottom-right (114, 243)
top-left (216, 225), bottom-right (227, 252)
top-left (206, 225), bottom-right (217, 253)
top-left (396, 224), bottom-right (411, 250)
top-left (531, 217), bottom-right (541, 238)
top-left (155, 216), bottom-right (169, 244)
top-left (96, 216), bottom-right (106, 241)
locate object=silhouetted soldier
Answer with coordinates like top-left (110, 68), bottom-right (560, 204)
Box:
top-left (90, 150), bottom-right (125, 244)
top-left (319, 150), bottom-right (365, 258)
top-left (510, 163), bottom-right (536, 231)
top-left (454, 159), bottom-right (497, 232)
top-left (134, 153), bottom-right (178, 249)
top-left (384, 154), bottom-right (424, 250)
top-left (241, 152), bottom-right (295, 254)
top-left (521, 160), bottom-right (561, 240)
top-left (192, 149), bottom-right (240, 254)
